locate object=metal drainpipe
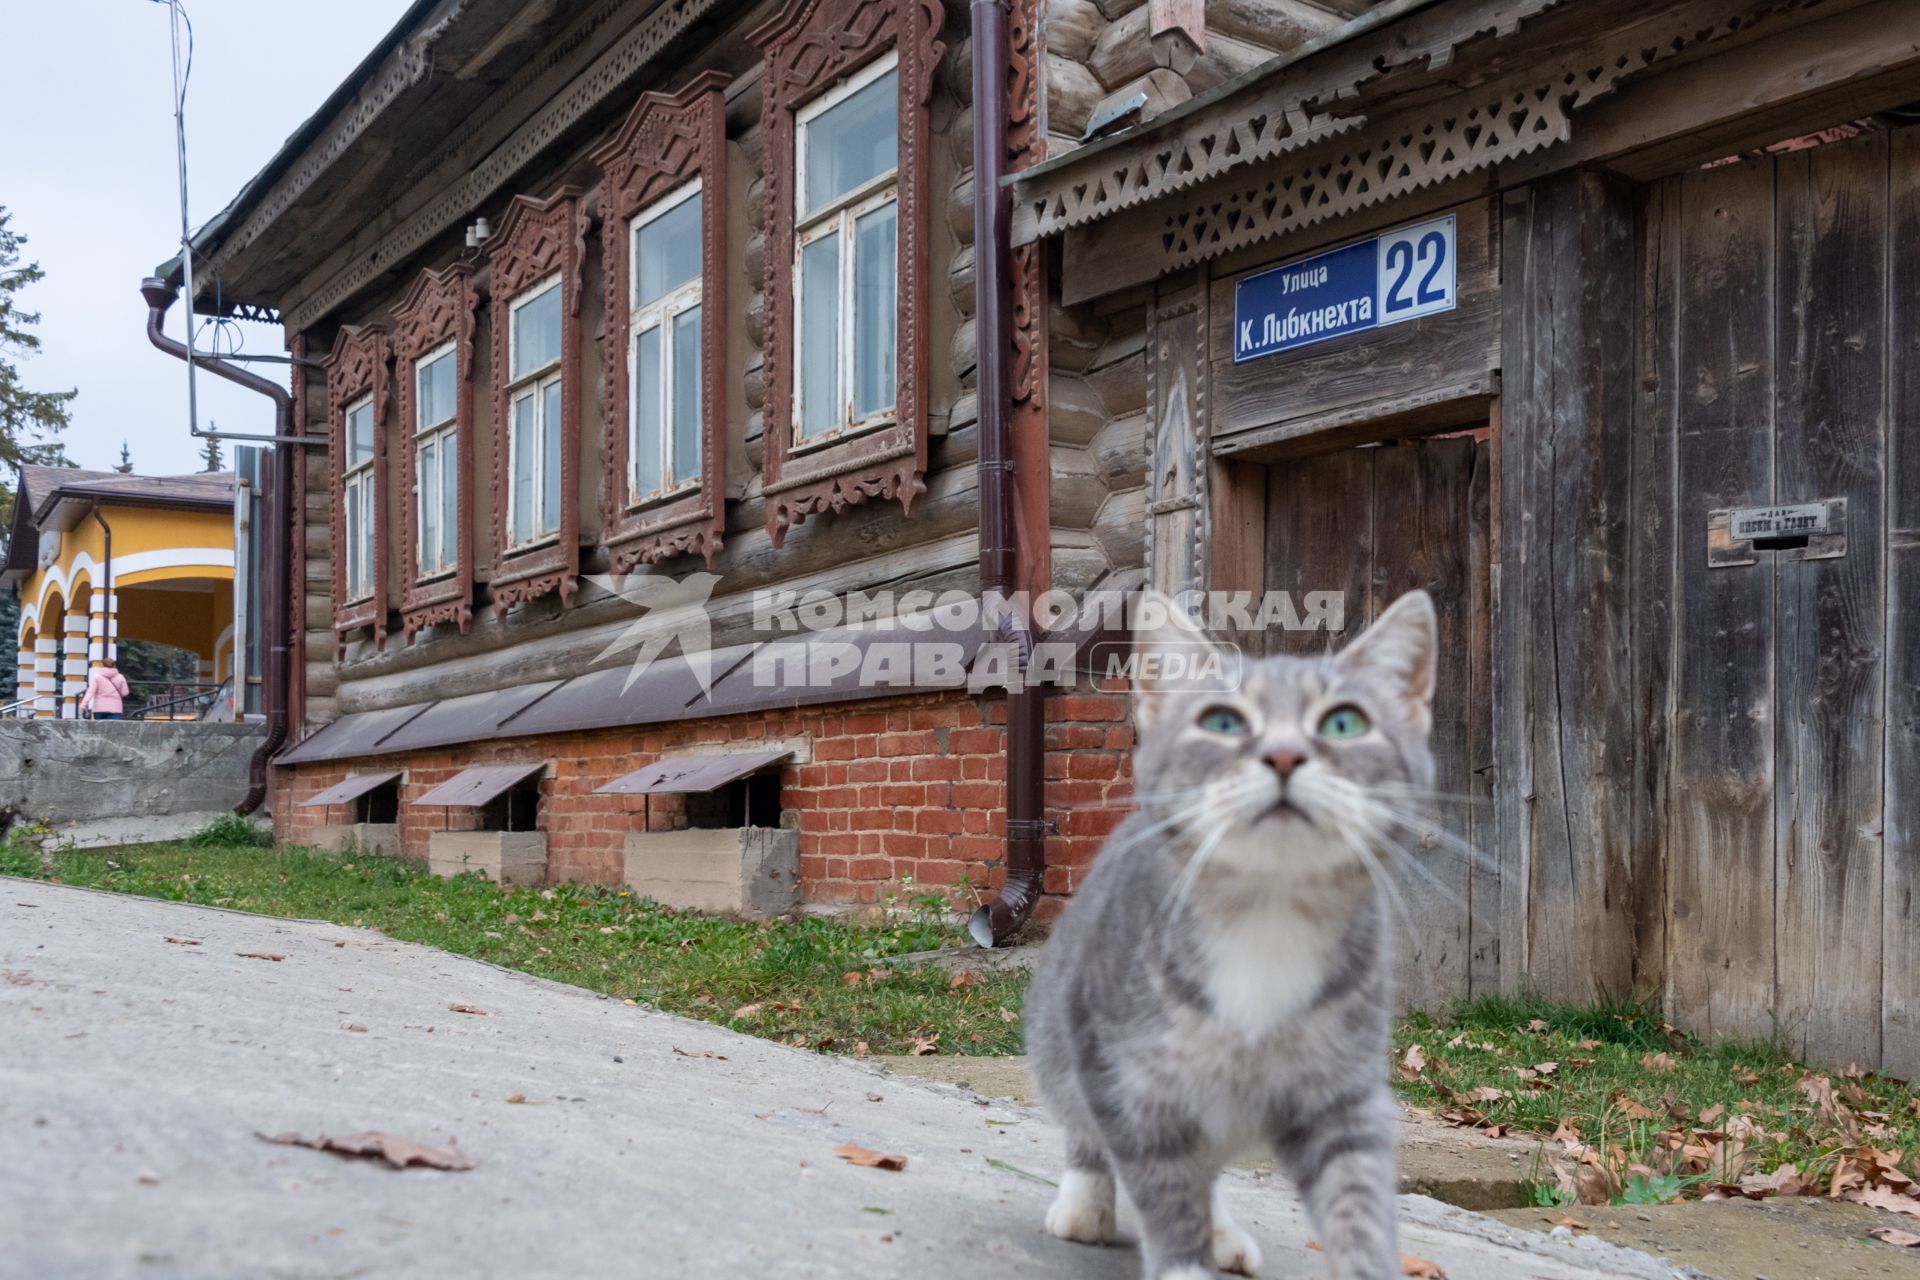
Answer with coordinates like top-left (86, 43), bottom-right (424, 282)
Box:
top-left (141, 277), bottom-right (294, 816)
top-left (966, 0), bottom-right (1047, 948)
top-left (88, 505), bottom-right (112, 679)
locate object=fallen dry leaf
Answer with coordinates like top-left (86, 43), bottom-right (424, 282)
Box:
top-left (1846, 1185), bottom-right (1920, 1217)
top-left (834, 1141), bottom-right (907, 1171)
top-left (162, 936), bottom-right (200, 946)
top-left (842, 971), bottom-right (864, 986)
top-left (1871, 1227), bottom-right (1920, 1247)
top-left (446, 1003), bottom-right (489, 1016)
top-left (731, 1002), bottom-right (765, 1020)
top-left (1641, 1052), bottom-right (1679, 1073)
top-left (1402, 1253), bottom-right (1447, 1278)
top-left (505, 1093), bottom-right (528, 1104)
top-left (671, 1046), bottom-right (728, 1060)
top-left (949, 969), bottom-right (978, 990)
top-left (910, 1036), bottom-right (940, 1057)
top-left (1398, 1045), bottom-right (1427, 1080)
top-left (235, 952), bottom-right (284, 962)
top-left (257, 1130), bottom-right (475, 1171)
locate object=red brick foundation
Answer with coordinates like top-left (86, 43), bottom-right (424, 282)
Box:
top-left (276, 682), bottom-right (1134, 919)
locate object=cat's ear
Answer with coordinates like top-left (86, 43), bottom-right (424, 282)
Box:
top-left (1130, 590), bottom-right (1234, 729)
top-left (1339, 590), bottom-right (1438, 729)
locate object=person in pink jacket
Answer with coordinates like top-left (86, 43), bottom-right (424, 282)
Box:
top-left (81, 657), bottom-right (130, 720)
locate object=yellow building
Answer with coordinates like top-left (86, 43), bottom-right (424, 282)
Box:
top-left (3, 465), bottom-right (237, 719)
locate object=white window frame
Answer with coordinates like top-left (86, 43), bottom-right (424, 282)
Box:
top-left (413, 340), bottom-right (459, 580)
top-left (792, 51), bottom-right (899, 447)
top-left (342, 393), bottom-right (377, 604)
top-left (628, 178), bottom-right (704, 507)
top-left (505, 275), bottom-right (564, 550)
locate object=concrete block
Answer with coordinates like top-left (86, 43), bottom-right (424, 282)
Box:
top-left (427, 831), bottom-right (547, 885)
top-left (312, 823), bottom-right (403, 857)
top-left (622, 827), bottom-right (799, 917)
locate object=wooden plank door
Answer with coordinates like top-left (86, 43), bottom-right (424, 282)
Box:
top-left (1261, 435), bottom-right (1492, 1012)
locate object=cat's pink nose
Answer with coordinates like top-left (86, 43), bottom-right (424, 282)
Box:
top-left (1266, 749), bottom-right (1305, 778)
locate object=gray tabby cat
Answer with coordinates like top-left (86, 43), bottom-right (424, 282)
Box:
top-left (1026, 589), bottom-right (1438, 1280)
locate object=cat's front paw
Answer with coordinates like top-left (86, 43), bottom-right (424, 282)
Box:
top-left (1211, 1209), bottom-right (1262, 1275)
top-left (1045, 1169), bottom-right (1116, 1245)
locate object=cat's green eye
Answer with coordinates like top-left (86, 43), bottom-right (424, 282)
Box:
top-left (1197, 706), bottom-right (1251, 736)
top-left (1318, 705), bottom-right (1371, 740)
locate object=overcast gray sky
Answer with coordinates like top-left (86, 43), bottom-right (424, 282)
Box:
top-left (6, 0), bottom-right (410, 476)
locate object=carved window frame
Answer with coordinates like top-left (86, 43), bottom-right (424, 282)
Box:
top-left (392, 262), bottom-right (478, 643)
top-left (752, 0), bottom-right (943, 547)
top-left (591, 71), bottom-right (729, 571)
top-left (486, 187), bottom-right (589, 616)
top-left (325, 325), bottom-right (390, 650)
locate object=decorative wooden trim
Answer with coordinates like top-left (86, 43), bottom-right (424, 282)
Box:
top-left (591, 71), bottom-right (730, 572)
top-left (485, 187), bottom-right (589, 618)
top-left (752, 0), bottom-right (943, 547)
top-left (391, 262), bottom-right (478, 643)
top-left (262, 0), bottom-right (728, 332)
top-left (324, 324), bottom-right (390, 651)
top-left (1007, 0), bottom-right (1046, 411)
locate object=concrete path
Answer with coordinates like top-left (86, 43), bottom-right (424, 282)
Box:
top-left (0, 880), bottom-right (1698, 1280)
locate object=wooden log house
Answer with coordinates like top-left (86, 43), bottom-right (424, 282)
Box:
top-left (152, 0), bottom-right (1920, 1068)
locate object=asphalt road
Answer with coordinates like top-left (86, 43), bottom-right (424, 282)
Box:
top-left (0, 879), bottom-right (1699, 1279)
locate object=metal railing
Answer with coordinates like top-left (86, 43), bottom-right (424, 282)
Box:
top-left (126, 680), bottom-right (227, 722)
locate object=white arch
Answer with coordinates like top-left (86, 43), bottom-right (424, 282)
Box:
top-left (22, 547), bottom-right (235, 632)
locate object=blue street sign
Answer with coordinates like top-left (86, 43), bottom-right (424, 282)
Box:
top-left (1232, 214), bottom-right (1457, 363)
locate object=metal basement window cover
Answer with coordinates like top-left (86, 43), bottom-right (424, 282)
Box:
top-left (297, 771), bottom-right (403, 807)
top-left (414, 762), bottom-right (546, 807)
top-left (594, 749), bottom-right (793, 796)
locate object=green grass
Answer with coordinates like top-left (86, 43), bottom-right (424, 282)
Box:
top-left (0, 838), bottom-right (1023, 1057)
top-left (1393, 994), bottom-right (1920, 1205)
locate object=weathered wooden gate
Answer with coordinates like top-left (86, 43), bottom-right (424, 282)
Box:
top-left (1258, 437), bottom-right (1494, 1015)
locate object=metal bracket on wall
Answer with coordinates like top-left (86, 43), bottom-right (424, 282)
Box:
top-left (1707, 497), bottom-right (1847, 568)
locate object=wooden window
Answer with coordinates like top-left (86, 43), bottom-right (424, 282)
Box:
top-left (392, 262), bottom-right (476, 642)
top-left (593, 72), bottom-right (728, 571)
top-left (794, 54), bottom-right (899, 443)
top-left (507, 276), bottom-right (565, 548)
top-left (752, 0), bottom-right (943, 547)
top-left (414, 341), bottom-right (460, 577)
top-left (485, 188), bottom-right (587, 616)
top-left (325, 325), bottom-right (390, 649)
top-left (342, 395), bottom-right (377, 601)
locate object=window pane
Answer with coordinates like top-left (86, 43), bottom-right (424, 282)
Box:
top-left (635, 192), bottom-right (702, 307)
top-left (419, 439), bottom-right (438, 570)
top-left (798, 232), bottom-right (841, 438)
top-left (418, 349), bottom-right (456, 428)
top-left (348, 402), bottom-right (373, 466)
top-left (671, 304), bottom-right (702, 486)
top-left (802, 67), bottom-right (898, 214)
top-left (632, 325), bottom-right (663, 499)
top-left (440, 436), bottom-right (458, 572)
top-left (512, 392), bottom-right (535, 544)
top-left (541, 379), bottom-right (563, 536)
top-left (852, 200), bottom-right (897, 419)
top-left (511, 281), bottom-right (561, 380)
top-left (344, 483), bottom-right (362, 598)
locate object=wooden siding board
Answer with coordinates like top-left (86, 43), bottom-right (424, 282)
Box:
top-left (1262, 450), bottom-right (1373, 660)
top-left (1665, 157), bottom-right (1778, 1043)
top-left (1629, 179), bottom-right (1678, 1002)
top-left (1372, 438), bottom-right (1476, 1012)
top-left (1466, 438), bottom-right (1498, 996)
top-left (1771, 135), bottom-right (1888, 1066)
top-left (1886, 125), bottom-right (1920, 1078)
top-left (1495, 172), bottom-right (1639, 1007)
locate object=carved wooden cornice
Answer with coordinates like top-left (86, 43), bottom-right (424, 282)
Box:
top-left (591, 71), bottom-right (730, 572)
top-left (324, 324), bottom-right (391, 651)
top-left (752, 0), bottom-right (944, 547)
top-left (1015, 0), bottom-right (1839, 275)
top-left (391, 261), bottom-right (478, 643)
top-left (485, 186), bottom-right (589, 618)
